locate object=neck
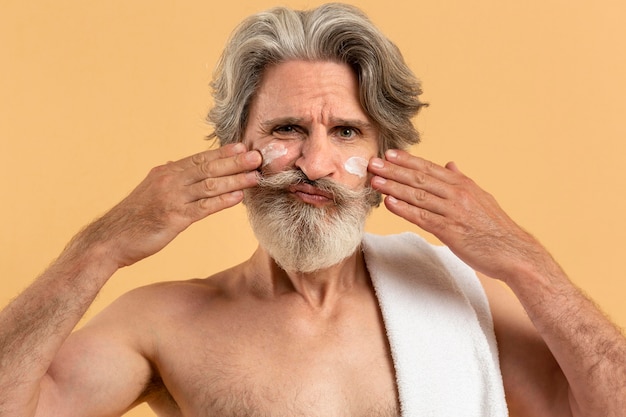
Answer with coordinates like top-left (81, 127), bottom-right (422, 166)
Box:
top-left (245, 245), bottom-right (370, 310)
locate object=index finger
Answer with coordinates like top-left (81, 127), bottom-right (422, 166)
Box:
top-left (187, 149), bottom-right (262, 186)
top-left (368, 150), bottom-right (459, 200)
top-left (176, 143), bottom-right (248, 170)
top-left (380, 149), bottom-right (457, 183)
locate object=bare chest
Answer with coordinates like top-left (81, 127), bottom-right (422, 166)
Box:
top-left (148, 297), bottom-right (399, 416)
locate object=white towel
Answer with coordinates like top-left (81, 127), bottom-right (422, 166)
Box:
top-left (362, 232), bottom-right (508, 417)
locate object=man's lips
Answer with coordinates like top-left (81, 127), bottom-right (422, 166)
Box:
top-left (288, 183), bottom-right (334, 205)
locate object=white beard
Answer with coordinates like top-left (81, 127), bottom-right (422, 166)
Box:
top-left (243, 170), bottom-right (380, 273)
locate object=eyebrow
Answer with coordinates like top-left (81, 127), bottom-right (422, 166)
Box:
top-left (260, 117), bottom-right (303, 130)
top-left (260, 117), bottom-right (374, 131)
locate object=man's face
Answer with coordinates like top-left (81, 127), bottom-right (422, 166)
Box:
top-left (243, 60), bottom-right (380, 196)
top-left (242, 60), bottom-right (381, 273)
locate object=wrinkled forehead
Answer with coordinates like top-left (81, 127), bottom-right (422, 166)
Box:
top-left (248, 60), bottom-right (380, 141)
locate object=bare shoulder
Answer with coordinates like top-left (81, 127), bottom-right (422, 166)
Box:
top-left (477, 273), bottom-right (571, 417)
top-left (42, 269), bottom-right (241, 415)
top-left (63, 267), bottom-right (244, 376)
top-left (105, 268), bottom-right (243, 318)
top-left (39, 277), bottom-right (219, 416)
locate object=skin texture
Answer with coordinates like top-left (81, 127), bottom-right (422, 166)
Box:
top-left (0, 60), bottom-right (625, 417)
top-left (243, 61), bottom-right (379, 191)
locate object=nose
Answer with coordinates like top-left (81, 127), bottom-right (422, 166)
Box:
top-left (294, 129), bottom-right (338, 181)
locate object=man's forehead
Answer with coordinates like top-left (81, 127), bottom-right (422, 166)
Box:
top-left (255, 60), bottom-right (359, 99)
top-left (251, 61), bottom-right (373, 126)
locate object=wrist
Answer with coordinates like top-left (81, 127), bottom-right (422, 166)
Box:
top-left (501, 248), bottom-right (570, 301)
top-left (59, 230), bottom-right (121, 282)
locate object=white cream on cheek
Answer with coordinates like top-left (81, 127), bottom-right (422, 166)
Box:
top-left (344, 156), bottom-right (369, 178)
top-left (260, 143), bottom-right (288, 167)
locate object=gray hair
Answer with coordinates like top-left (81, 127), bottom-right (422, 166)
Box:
top-left (207, 3), bottom-right (426, 153)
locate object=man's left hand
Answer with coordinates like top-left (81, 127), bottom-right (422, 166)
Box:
top-left (369, 149), bottom-right (546, 283)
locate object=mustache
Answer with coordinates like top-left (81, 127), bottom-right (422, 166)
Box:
top-left (256, 169), bottom-right (381, 207)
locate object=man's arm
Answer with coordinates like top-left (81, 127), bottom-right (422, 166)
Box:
top-left (0, 143), bottom-right (262, 416)
top-left (369, 149), bottom-right (626, 417)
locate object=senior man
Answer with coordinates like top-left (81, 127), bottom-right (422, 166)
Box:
top-left (1, 3), bottom-right (625, 417)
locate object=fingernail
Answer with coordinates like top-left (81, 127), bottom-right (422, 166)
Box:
top-left (245, 150), bottom-right (261, 163)
top-left (233, 142), bottom-right (246, 153)
top-left (386, 149), bottom-right (398, 160)
top-left (370, 158), bottom-right (384, 169)
top-left (372, 176), bottom-right (386, 186)
top-left (387, 195), bottom-right (398, 204)
top-left (230, 190), bottom-right (244, 200)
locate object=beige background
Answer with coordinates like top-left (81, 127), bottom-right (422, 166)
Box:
top-left (1, 1), bottom-right (625, 415)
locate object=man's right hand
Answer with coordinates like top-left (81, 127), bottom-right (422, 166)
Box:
top-left (77, 143), bottom-right (262, 269)
top-left (0, 143), bottom-right (261, 417)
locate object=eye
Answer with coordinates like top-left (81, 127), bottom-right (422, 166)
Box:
top-left (337, 127), bottom-right (358, 139)
top-left (273, 125), bottom-right (302, 137)
top-left (275, 125), bottom-right (294, 133)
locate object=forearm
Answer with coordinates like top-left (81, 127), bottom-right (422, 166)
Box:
top-left (0, 234), bottom-right (118, 414)
top-left (506, 253), bottom-right (626, 416)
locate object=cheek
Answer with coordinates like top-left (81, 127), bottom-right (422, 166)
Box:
top-left (259, 142), bottom-right (302, 169)
top-left (343, 156), bottom-right (369, 179)
top-left (259, 143), bottom-right (288, 167)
